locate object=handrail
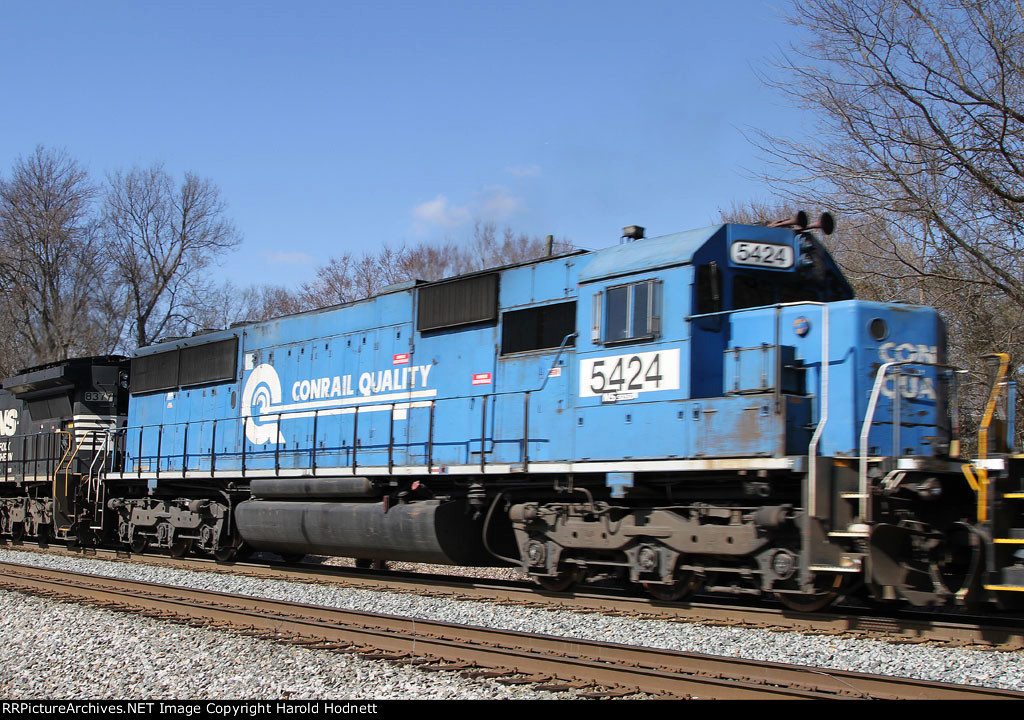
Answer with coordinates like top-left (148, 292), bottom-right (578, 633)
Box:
top-left (1, 429), bottom-right (60, 482)
top-left (117, 389), bottom-right (532, 475)
top-left (859, 360), bottom-right (960, 523)
top-left (697, 301), bottom-right (830, 513)
top-left (976, 353), bottom-right (1011, 523)
top-left (686, 299), bottom-right (827, 322)
top-left (56, 429), bottom-right (105, 506)
top-left (52, 430), bottom-right (73, 523)
top-left (692, 300), bottom-right (833, 512)
top-left (806, 304), bottom-right (828, 517)
top-left (53, 429), bottom-right (74, 478)
top-left (535, 332), bottom-right (577, 393)
top-left (121, 371), bottom-right (582, 440)
top-left (116, 350), bottom-right (588, 474)
top-left (86, 431), bottom-right (112, 503)
top-left (118, 302), bottom-right (841, 477)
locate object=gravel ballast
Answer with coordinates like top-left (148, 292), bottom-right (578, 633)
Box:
top-left (1, 548), bottom-right (1021, 697)
top-left (0, 590), bottom-right (574, 699)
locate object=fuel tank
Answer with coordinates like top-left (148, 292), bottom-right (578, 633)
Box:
top-left (249, 477), bottom-right (380, 499)
top-left (234, 498), bottom-right (494, 565)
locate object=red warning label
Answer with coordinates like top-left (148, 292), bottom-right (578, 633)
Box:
top-left (471, 372), bottom-right (492, 385)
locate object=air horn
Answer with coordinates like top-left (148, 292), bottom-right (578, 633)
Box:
top-left (767, 211), bottom-right (808, 229)
top-left (804, 212), bottom-right (835, 235)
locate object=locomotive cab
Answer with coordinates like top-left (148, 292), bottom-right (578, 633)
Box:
top-left (563, 217), bottom-right (962, 607)
top-left (688, 222), bottom-right (852, 399)
top-left (0, 356), bottom-right (130, 544)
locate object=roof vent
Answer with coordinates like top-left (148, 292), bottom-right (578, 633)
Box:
top-left (621, 225), bottom-right (645, 243)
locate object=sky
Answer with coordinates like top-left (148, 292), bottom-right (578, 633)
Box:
top-left (0, 1), bottom-right (808, 289)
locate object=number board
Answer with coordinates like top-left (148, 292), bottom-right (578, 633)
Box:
top-left (579, 349), bottom-right (680, 398)
top-left (84, 391), bottom-right (114, 403)
top-left (729, 241), bottom-right (794, 269)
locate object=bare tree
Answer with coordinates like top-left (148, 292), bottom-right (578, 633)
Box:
top-left (238, 284), bottom-right (305, 322)
top-left (0, 147), bottom-right (112, 370)
top-left (184, 281), bottom-right (293, 330)
top-left (297, 246), bottom-right (434, 309)
top-left (717, 199), bottom-right (810, 227)
top-left (465, 222), bottom-right (572, 272)
top-left (761, 0), bottom-right (1024, 308)
top-left (718, 200), bottom-right (933, 303)
top-left (757, 0), bottom-right (1024, 444)
top-left (296, 253), bottom-right (368, 308)
top-left (290, 224), bottom-right (573, 314)
top-left (103, 164), bottom-right (241, 348)
top-left (394, 239), bottom-right (465, 282)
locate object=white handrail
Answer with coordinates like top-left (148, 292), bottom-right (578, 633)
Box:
top-left (858, 360), bottom-right (958, 522)
top-left (807, 305), bottom-right (829, 516)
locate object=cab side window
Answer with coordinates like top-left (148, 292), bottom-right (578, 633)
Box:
top-left (695, 263), bottom-right (721, 315)
top-left (595, 279), bottom-right (661, 344)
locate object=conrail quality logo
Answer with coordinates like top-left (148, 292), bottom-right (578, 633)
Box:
top-left (241, 364), bottom-right (286, 445)
top-left (241, 362), bottom-right (436, 445)
top-left (877, 342), bottom-right (938, 399)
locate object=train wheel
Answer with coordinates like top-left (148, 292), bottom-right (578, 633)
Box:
top-left (774, 573), bottom-right (847, 612)
top-left (168, 539), bottom-right (192, 559)
top-left (643, 572), bottom-right (702, 602)
top-left (213, 546), bottom-right (236, 563)
top-left (213, 540), bottom-right (244, 563)
top-left (535, 566), bottom-right (585, 592)
top-left (10, 523), bottom-right (24, 544)
top-left (130, 534), bottom-right (148, 554)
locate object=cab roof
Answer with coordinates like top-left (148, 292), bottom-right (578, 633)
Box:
top-left (578, 224), bottom-right (725, 284)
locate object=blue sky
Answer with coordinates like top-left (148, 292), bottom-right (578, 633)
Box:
top-left (0, 1), bottom-right (806, 289)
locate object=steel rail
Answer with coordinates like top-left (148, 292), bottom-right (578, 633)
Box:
top-left (12, 544), bottom-right (1024, 651)
top-left (0, 560), bottom-right (1020, 700)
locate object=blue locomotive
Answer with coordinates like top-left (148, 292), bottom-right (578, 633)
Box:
top-left (3, 214), bottom-right (1023, 611)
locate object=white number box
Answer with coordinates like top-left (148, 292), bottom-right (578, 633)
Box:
top-left (579, 349), bottom-right (680, 398)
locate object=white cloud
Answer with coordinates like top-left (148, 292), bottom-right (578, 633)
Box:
top-left (478, 185), bottom-right (523, 219)
top-left (412, 194), bottom-right (471, 228)
top-left (410, 186), bottom-right (526, 234)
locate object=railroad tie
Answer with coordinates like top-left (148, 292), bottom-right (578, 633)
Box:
top-left (390, 657), bottom-right (434, 666)
top-left (283, 636), bottom-right (331, 647)
top-left (460, 670), bottom-right (512, 679)
top-left (533, 681), bottom-right (589, 692)
top-left (494, 675), bottom-right (552, 686)
top-left (415, 661), bottom-right (475, 672)
top-left (359, 651), bottom-right (410, 661)
top-left (577, 686), bottom-right (641, 699)
top-left (304, 641), bottom-right (356, 651)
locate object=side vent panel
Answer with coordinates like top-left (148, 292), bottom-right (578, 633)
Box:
top-left (418, 273), bottom-right (498, 332)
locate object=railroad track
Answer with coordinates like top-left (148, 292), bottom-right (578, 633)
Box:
top-left (4, 543), bottom-right (1023, 651)
top-left (0, 559), bottom-right (1021, 700)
